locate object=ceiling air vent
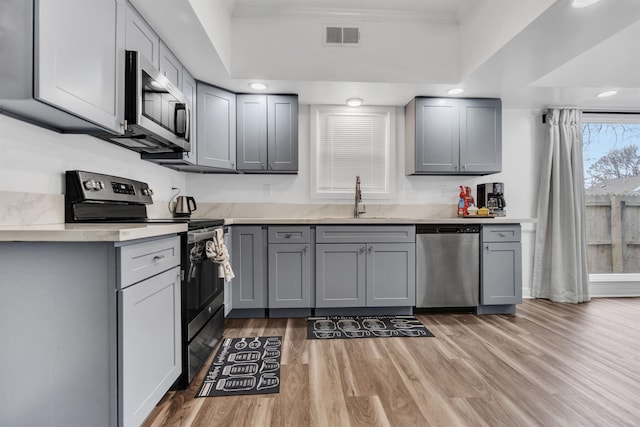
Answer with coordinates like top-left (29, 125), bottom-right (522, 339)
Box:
top-left (325, 26), bottom-right (361, 46)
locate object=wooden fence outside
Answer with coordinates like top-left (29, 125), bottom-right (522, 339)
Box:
top-left (585, 194), bottom-right (640, 273)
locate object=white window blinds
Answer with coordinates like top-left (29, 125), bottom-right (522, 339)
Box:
top-left (313, 106), bottom-right (392, 196)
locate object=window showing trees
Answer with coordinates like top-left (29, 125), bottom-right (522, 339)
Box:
top-left (582, 117), bottom-right (640, 275)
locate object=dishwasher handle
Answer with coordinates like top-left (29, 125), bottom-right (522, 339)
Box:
top-left (416, 224), bottom-right (480, 234)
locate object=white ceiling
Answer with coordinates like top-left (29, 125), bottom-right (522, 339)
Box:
top-left (131, 0), bottom-right (640, 110)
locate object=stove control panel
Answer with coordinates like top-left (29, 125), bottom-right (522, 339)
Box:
top-left (66, 170), bottom-right (153, 204)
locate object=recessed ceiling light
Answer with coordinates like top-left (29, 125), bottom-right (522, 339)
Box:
top-left (571, 0), bottom-right (601, 8)
top-left (447, 88), bottom-right (464, 95)
top-left (150, 80), bottom-right (163, 89)
top-left (596, 90), bottom-right (618, 98)
top-left (346, 98), bottom-right (363, 107)
top-left (249, 82), bottom-right (267, 91)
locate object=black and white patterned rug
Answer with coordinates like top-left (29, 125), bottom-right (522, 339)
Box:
top-left (307, 315), bottom-right (434, 340)
top-left (196, 336), bottom-right (282, 397)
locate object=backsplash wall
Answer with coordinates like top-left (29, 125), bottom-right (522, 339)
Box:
top-left (0, 114), bottom-right (186, 222)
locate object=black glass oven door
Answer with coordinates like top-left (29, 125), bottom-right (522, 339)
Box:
top-left (185, 239), bottom-right (224, 325)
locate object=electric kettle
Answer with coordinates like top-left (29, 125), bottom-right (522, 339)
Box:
top-left (173, 196), bottom-right (197, 217)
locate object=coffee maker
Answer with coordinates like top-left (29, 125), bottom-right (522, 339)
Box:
top-left (477, 182), bottom-right (506, 216)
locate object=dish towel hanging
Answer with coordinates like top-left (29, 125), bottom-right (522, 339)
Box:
top-left (205, 228), bottom-right (235, 282)
top-left (188, 240), bottom-right (207, 280)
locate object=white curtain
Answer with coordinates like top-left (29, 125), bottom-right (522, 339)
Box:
top-left (532, 108), bottom-right (590, 303)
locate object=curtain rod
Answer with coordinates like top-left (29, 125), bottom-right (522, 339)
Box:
top-left (542, 109), bottom-right (640, 124)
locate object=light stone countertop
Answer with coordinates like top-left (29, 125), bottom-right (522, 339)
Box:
top-left (225, 216), bottom-right (535, 225)
top-left (0, 217), bottom-right (535, 242)
top-left (0, 223), bottom-right (187, 242)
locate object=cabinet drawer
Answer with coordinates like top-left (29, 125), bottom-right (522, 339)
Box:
top-left (118, 236), bottom-right (181, 289)
top-left (316, 226), bottom-right (415, 244)
top-left (268, 226), bottom-right (311, 244)
top-left (482, 225), bottom-right (521, 242)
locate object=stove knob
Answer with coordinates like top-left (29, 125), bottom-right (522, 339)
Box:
top-left (142, 187), bottom-right (154, 196)
top-left (83, 180), bottom-right (97, 191)
top-left (96, 180), bottom-right (105, 190)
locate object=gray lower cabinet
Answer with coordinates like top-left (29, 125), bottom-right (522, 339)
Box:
top-left (481, 225), bottom-right (522, 305)
top-left (231, 226), bottom-right (267, 309)
top-left (315, 226), bottom-right (416, 308)
top-left (268, 243), bottom-right (312, 308)
top-left (405, 97), bottom-right (501, 175)
top-left (117, 236), bottom-right (181, 427)
top-left (268, 226), bottom-right (313, 308)
top-left (366, 243), bottom-right (416, 306)
top-left (0, 234), bottom-right (181, 427)
top-left (316, 243), bottom-right (367, 307)
top-left (236, 94), bottom-right (298, 173)
top-left (197, 83), bottom-right (237, 170)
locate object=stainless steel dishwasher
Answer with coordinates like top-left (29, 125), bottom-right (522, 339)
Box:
top-left (416, 224), bottom-right (480, 308)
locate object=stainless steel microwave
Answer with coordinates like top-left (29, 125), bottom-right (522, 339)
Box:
top-left (106, 50), bottom-right (191, 153)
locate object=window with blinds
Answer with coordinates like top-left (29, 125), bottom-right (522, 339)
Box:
top-left (311, 106), bottom-right (395, 198)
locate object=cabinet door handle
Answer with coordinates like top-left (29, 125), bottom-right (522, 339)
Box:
top-left (284, 233), bottom-right (292, 239)
top-left (152, 255), bottom-right (165, 263)
top-left (261, 162), bottom-right (266, 169)
top-left (302, 246), bottom-right (307, 255)
top-left (367, 246), bottom-right (373, 254)
top-left (359, 246), bottom-right (365, 254)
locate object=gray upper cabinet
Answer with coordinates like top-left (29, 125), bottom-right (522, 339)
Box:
top-left (0, 0), bottom-right (125, 134)
top-left (268, 95), bottom-right (299, 172)
top-left (481, 225), bottom-right (522, 305)
top-left (237, 94), bottom-right (298, 173)
top-left (237, 95), bottom-right (268, 171)
top-left (405, 97), bottom-right (501, 175)
top-left (459, 99), bottom-right (502, 173)
top-left (231, 226), bottom-right (267, 309)
top-left (125, 3), bottom-right (159, 68)
top-left (159, 41), bottom-right (182, 90)
top-left (180, 69), bottom-right (198, 165)
top-left (197, 83), bottom-right (237, 170)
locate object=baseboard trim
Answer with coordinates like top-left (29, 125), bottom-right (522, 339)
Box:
top-left (523, 283), bottom-right (640, 298)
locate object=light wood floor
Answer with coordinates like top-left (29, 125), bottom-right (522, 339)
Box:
top-left (143, 298), bottom-right (640, 427)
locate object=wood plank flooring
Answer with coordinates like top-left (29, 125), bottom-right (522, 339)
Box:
top-left (142, 298), bottom-right (640, 427)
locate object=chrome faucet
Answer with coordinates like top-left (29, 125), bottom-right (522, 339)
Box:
top-left (354, 175), bottom-right (365, 218)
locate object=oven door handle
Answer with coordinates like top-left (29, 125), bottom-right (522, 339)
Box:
top-left (189, 227), bottom-right (226, 244)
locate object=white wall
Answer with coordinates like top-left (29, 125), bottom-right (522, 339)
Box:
top-left (231, 15), bottom-right (457, 83)
top-left (0, 115), bottom-right (185, 201)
